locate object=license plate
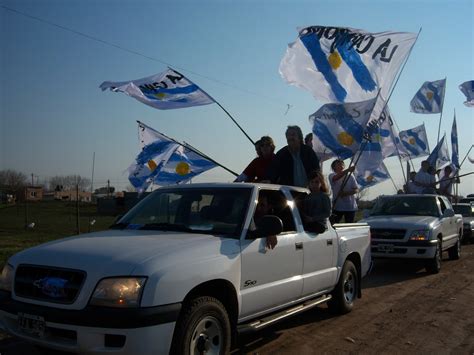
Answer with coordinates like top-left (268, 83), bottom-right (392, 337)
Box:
top-left (18, 313), bottom-right (45, 338)
top-left (378, 244), bottom-right (394, 252)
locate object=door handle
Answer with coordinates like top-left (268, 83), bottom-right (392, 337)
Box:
top-left (295, 242), bottom-right (303, 250)
top-left (327, 239), bottom-right (333, 246)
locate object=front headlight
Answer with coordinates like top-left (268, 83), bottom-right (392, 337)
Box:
top-left (89, 277), bottom-right (147, 308)
top-left (409, 230), bottom-right (431, 241)
top-left (0, 264), bottom-right (14, 292)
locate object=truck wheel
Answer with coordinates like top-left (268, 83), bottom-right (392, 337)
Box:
top-left (448, 235), bottom-right (461, 260)
top-left (328, 260), bottom-right (357, 314)
top-left (425, 238), bottom-right (441, 274)
top-left (171, 296), bottom-right (231, 355)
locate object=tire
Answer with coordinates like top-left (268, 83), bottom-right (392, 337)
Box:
top-left (171, 296), bottom-right (231, 355)
top-left (328, 260), bottom-right (358, 314)
top-left (448, 235), bottom-right (461, 260)
top-left (426, 238), bottom-right (442, 274)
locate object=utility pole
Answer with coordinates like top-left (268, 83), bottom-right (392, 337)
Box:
top-left (107, 179), bottom-right (110, 198)
top-left (31, 173), bottom-right (34, 186)
top-left (24, 187), bottom-right (28, 230)
top-left (76, 184), bottom-right (80, 234)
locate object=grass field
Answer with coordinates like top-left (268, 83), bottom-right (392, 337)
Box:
top-left (0, 201), bottom-right (116, 268)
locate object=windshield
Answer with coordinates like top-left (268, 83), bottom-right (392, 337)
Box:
top-left (112, 187), bottom-right (251, 238)
top-left (453, 205), bottom-right (473, 217)
top-left (370, 196), bottom-right (439, 217)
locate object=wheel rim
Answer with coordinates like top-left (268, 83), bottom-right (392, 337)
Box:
top-left (457, 238), bottom-right (461, 257)
top-left (190, 316), bottom-right (223, 355)
top-left (343, 271), bottom-right (356, 303)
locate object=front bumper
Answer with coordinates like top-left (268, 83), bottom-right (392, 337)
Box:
top-left (371, 239), bottom-right (438, 259)
top-left (0, 290), bottom-right (180, 354)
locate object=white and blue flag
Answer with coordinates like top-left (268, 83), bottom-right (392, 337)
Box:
top-left (355, 159), bottom-right (390, 190)
top-left (398, 124), bottom-right (430, 159)
top-left (100, 68), bottom-right (215, 110)
top-left (427, 134), bottom-right (451, 170)
top-left (128, 123), bottom-right (179, 192)
top-left (410, 79), bottom-right (446, 114)
top-left (451, 114), bottom-right (459, 168)
top-left (459, 80), bottom-right (474, 107)
top-left (128, 122), bottom-right (217, 191)
top-left (309, 98), bottom-right (377, 160)
top-left (154, 146), bottom-right (217, 186)
top-left (280, 26), bottom-right (417, 103)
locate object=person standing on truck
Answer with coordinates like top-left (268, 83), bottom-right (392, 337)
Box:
top-left (438, 165), bottom-right (455, 200)
top-left (414, 160), bottom-right (437, 194)
top-left (235, 136), bottom-right (276, 182)
top-left (267, 125), bottom-right (320, 187)
top-left (300, 170), bottom-right (331, 233)
top-left (329, 159), bottom-right (359, 223)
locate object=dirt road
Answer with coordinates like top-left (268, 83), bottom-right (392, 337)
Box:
top-left (1, 244), bottom-right (474, 354)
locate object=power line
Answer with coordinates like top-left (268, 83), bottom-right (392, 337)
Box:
top-left (1, 4), bottom-right (291, 108)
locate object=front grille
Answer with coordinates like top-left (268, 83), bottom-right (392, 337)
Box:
top-left (371, 228), bottom-right (406, 240)
top-left (14, 265), bottom-right (86, 304)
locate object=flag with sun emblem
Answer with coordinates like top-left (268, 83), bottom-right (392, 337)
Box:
top-left (309, 97), bottom-right (377, 160)
top-left (127, 123), bottom-right (180, 192)
top-left (154, 145), bottom-right (217, 185)
top-left (427, 134), bottom-right (451, 170)
top-left (398, 124), bottom-right (430, 159)
top-left (355, 160), bottom-right (390, 190)
top-left (100, 68), bottom-right (215, 110)
top-left (410, 79), bottom-right (446, 114)
top-left (280, 26), bottom-right (417, 103)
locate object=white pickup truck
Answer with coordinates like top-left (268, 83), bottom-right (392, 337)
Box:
top-left (0, 183), bottom-right (371, 354)
top-left (361, 194), bottom-right (463, 273)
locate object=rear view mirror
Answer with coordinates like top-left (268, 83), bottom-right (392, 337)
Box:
top-left (442, 209), bottom-right (455, 218)
top-left (257, 215), bottom-right (283, 237)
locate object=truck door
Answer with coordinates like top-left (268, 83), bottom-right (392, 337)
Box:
top-left (438, 197), bottom-right (457, 246)
top-left (239, 189), bottom-right (304, 319)
top-left (291, 191), bottom-right (337, 296)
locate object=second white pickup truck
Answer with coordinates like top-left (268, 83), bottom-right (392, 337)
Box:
top-left (0, 183), bottom-right (371, 354)
top-left (361, 194), bottom-right (463, 274)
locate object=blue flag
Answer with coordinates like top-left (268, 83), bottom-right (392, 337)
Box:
top-left (451, 114), bottom-right (459, 168)
top-left (154, 146), bottom-right (217, 185)
top-left (410, 79), bottom-right (446, 114)
top-left (459, 80), bottom-right (474, 107)
top-left (398, 124), bottom-right (430, 159)
top-left (355, 160), bottom-right (390, 190)
top-left (427, 134), bottom-right (451, 170)
top-left (100, 68), bottom-right (215, 110)
top-left (309, 98), bottom-right (377, 160)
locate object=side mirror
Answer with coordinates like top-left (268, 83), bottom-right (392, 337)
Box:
top-left (247, 215), bottom-right (283, 239)
top-left (442, 209), bottom-right (455, 218)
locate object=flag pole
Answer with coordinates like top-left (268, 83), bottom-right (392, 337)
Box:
top-left (436, 76), bottom-right (447, 144)
top-left (136, 120), bottom-right (238, 177)
top-left (169, 68), bottom-right (255, 146)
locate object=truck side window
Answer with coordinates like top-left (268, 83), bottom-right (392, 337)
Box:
top-left (438, 197), bottom-right (447, 214)
top-left (257, 190), bottom-right (296, 233)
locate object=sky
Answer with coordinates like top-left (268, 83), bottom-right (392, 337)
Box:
top-left (1, 0), bottom-right (473, 199)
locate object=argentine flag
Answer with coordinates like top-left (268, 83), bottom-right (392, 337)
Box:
top-left (398, 124), bottom-right (430, 159)
top-left (427, 134), bottom-right (451, 170)
top-left (410, 79), bottom-right (446, 114)
top-left (355, 161), bottom-right (390, 190)
top-left (100, 68), bottom-right (215, 110)
top-left (280, 26), bottom-right (417, 103)
top-left (309, 98), bottom-right (377, 160)
top-left (154, 146), bottom-right (217, 186)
